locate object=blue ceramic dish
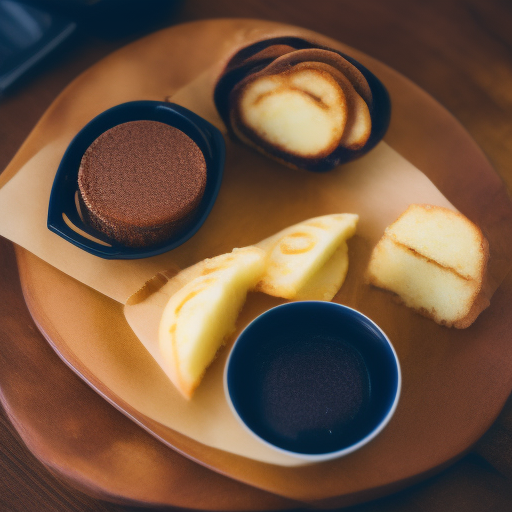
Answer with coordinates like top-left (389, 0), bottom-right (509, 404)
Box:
top-left (225, 301), bottom-right (401, 462)
top-left (47, 101), bottom-right (225, 259)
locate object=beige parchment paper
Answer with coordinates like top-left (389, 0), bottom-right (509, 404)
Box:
top-left (1, 20), bottom-right (510, 467)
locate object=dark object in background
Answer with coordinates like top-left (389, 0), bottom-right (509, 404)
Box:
top-left (0, 0), bottom-right (182, 96)
top-left (29, 0), bottom-right (183, 38)
top-left (0, 0), bottom-right (76, 95)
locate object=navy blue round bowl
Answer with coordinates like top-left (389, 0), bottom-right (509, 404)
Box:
top-left (224, 301), bottom-right (401, 461)
top-left (47, 101), bottom-right (225, 259)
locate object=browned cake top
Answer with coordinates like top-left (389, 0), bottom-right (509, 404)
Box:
top-left (78, 120), bottom-right (207, 228)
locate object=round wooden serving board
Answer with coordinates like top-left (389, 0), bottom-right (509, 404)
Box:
top-left (3, 19), bottom-right (512, 510)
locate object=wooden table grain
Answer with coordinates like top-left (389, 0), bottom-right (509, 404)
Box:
top-left (1, 1), bottom-right (512, 511)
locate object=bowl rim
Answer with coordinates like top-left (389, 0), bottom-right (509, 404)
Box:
top-left (224, 301), bottom-right (402, 462)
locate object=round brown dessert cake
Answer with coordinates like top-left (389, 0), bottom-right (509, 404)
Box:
top-left (78, 120), bottom-right (207, 248)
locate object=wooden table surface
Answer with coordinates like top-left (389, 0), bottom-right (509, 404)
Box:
top-left (1, 1), bottom-right (512, 511)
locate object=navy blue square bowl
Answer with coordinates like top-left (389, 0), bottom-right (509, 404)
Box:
top-left (225, 301), bottom-right (401, 462)
top-left (47, 101), bottom-right (225, 259)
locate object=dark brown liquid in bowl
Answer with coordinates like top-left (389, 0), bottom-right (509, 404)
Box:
top-left (234, 332), bottom-right (373, 454)
top-left (258, 335), bottom-right (370, 442)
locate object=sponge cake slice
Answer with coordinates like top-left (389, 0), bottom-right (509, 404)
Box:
top-left (367, 204), bottom-right (489, 328)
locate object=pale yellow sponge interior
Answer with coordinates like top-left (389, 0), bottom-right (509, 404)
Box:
top-left (256, 213), bottom-right (358, 299)
top-left (294, 241), bottom-right (349, 301)
top-left (386, 204), bottom-right (487, 281)
top-left (158, 247), bottom-right (266, 399)
top-left (367, 204), bottom-right (489, 328)
top-left (368, 237), bottom-right (479, 324)
top-left (239, 70), bottom-right (347, 157)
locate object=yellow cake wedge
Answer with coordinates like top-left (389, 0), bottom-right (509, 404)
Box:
top-left (255, 213), bottom-right (358, 299)
top-left (294, 241), bottom-right (349, 301)
top-left (159, 247), bottom-right (266, 399)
